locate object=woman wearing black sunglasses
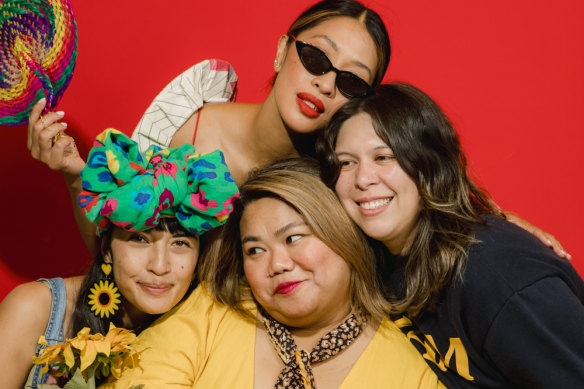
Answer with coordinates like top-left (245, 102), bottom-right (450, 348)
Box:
top-left (28, 0), bottom-right (391, 254)
top-left (28, 0), bottom-right (566, 259)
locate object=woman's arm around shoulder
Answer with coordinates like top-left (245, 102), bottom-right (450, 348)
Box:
top-left (0, 281), bottom-right (52, 389)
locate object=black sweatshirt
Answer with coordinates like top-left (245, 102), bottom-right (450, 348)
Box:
top-left (385, 215), bottom-right (584, 388)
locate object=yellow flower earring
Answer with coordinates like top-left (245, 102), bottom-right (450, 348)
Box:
top-left (88, 262), bottom-right (121, 318)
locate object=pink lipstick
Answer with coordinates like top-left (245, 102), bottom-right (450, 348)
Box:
top-left (140, 283), bottom-right (171, 295)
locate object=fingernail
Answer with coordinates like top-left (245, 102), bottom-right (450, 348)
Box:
top-left (61, 122), bottom-right (68, 129)
top-left (56, 111), bottom-right (65, 116)
top-left (562, 251), bottom-right (572, 260)
top-left (547, 239), bottom-right (552, 246)
top-left (38, 97), bottom-right (46, 104)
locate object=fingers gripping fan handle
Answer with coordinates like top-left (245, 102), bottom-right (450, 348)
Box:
top-left (0, 0), bottom-right (78, 126)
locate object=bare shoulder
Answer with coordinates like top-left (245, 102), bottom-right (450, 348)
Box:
top-left (194, 102), bottom-right (258, 155)
top-left (203, 102), bottom-right (260, 138)
top-left (0, 282), bottom-right (54, 388)
top-left (0, 281), bottom-right (52, 332)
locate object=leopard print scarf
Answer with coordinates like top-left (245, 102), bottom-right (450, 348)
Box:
top-left (260, 310), bottom-right (368, 389)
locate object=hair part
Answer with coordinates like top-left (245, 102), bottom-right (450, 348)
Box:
top-left (317, 83), bottom-right (504, 317)
top-left (201, 158), bottom-right (389, 323)
top-left (285, 0), bottom-right (390, 87)
top-left (273, 0), bottom-right (390, 87)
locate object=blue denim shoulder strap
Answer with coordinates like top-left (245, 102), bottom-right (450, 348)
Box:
top-left (27, 277), bottom-right (67, 388)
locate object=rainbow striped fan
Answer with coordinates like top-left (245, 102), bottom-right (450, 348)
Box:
top-left (0, 0), bottom-right (77, 126)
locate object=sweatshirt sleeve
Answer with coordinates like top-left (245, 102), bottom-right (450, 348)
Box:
top-left (483, 276), bottom-right (584, 388)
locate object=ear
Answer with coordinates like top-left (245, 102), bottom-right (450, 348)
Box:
top-left (101, 236), bottom-right (113, 264)
top-left (103, 250), bottom-right (113, 264)
top-left (274, 34), bottom-right (290, 72)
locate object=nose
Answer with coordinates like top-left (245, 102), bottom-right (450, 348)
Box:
top-left (267, 247), bottom-right (294, 277)
top-left (355, 161), bottom-right (379, 190)
top-left (147, 244), bottom-right (171, 276)
top-left (312, 71), bottom-right (337, 97)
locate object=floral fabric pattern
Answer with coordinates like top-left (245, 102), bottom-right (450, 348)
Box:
top-left (79, 128), bottom-right (239, 235)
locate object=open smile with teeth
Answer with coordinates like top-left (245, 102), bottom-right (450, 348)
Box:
top-left (358, 198), bottom-right (392, 210)
top-left (301, 99), bottom-right (323, 113)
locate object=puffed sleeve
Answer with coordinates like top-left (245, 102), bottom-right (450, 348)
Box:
top-left (132, 59), bottom-right (238, 152)
top-left (483, 276), bottom-right (584, 388)
top-left (99, 284), bottom-right (230, 389)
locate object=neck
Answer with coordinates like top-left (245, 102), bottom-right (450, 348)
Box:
top-left (119, 302), bottom-right (154, 333)
top-left (383, 225), bottom-right (419, 256)
top-left (247, 91), bottom-right (303, 165)
top-left (288, 308), bottom-right (353, 352)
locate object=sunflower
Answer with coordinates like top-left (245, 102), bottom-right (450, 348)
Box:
top-left (88, 280), bottom-right (121, 318)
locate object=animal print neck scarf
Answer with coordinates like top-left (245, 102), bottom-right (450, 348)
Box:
top-left (260, 310), bottom-right (368, 389)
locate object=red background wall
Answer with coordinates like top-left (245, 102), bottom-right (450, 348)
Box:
top-left (1, 0), bottom-right (583, 299)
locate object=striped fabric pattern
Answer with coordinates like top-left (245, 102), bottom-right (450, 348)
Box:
top-left (132, 59), bottom-right (238, 152)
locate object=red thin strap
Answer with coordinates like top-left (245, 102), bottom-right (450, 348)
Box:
top-left (193, 107), bottom-right (202, 145)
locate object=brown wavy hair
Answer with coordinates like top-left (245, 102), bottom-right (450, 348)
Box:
top-left (317, 83), bottom-right (504, 317)
top-left (200, 158), bottom-right (389, 322)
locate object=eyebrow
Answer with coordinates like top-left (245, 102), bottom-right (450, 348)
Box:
top-left (241, 221), bottom-right (306, 245)
top-left (172, 232), bottom-right (199, 240)
top-left (336, 145), bottom-right (391, 156)
top-left (312, 34), bottom-right (372, 78)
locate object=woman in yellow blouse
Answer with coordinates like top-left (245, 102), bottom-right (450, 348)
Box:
top-left (102, 159), bottom-right (444, 389)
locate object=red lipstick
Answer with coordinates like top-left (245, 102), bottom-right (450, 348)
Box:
top-left (297, 92), bottom-right (324, 118)
top-left (274, 281), bottom-right (303, 295)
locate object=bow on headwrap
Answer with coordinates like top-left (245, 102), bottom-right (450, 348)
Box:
top-left (78, 129), bottom-right (239, 235)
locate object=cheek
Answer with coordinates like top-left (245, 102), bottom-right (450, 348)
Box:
top-left (335, 179), bottom-right (355, 210)
top-left (175, 256), bottom-right (198, 278)
top-left (319, 253), bottom-right (351, 285)
top-left (244, 260), bottom-right (268, 295)
top-left (328, 98), bottom-right (350, 117)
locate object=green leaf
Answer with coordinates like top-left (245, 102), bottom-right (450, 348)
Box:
top-left (63, 369), bottom-right (95, 389)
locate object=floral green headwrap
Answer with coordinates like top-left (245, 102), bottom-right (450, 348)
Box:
top-left (78, 129), bottom-right (239, 235)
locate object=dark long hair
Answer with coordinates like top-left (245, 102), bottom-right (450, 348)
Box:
top-left (317, 83), bottom-right (504, 317)
top-left (71, 218), bottom-right (199, 335)
top-left (276, 0), bottom-right (391, 158)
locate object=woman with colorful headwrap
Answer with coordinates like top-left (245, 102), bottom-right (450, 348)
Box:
top-left (0, 129), bottom-right (238, 388)
top-left (101, 159), bottom-right (445, 389)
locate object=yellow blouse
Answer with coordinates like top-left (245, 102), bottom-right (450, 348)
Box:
top-left (101, 285), bottom-right (444, 388)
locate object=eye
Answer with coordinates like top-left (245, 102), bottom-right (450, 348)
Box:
top-left (286, 234), bottom-right (302, 244)
top-left (245, 246), bottom-right (265, 256)
top-left (128, 233), bottom-right (148, 243)
top-left (375, 153), bottom-right (395, 162)
top-left (173, 239), bottom-right (191, 248)
top-left (338, 159), bottom-right (355, 168)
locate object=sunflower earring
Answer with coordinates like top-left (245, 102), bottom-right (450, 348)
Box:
top-left (88, 262), bottom-right (121, 318)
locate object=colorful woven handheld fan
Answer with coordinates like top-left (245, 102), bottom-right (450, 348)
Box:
top-left (0, 0), bottom-right (77, 126)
